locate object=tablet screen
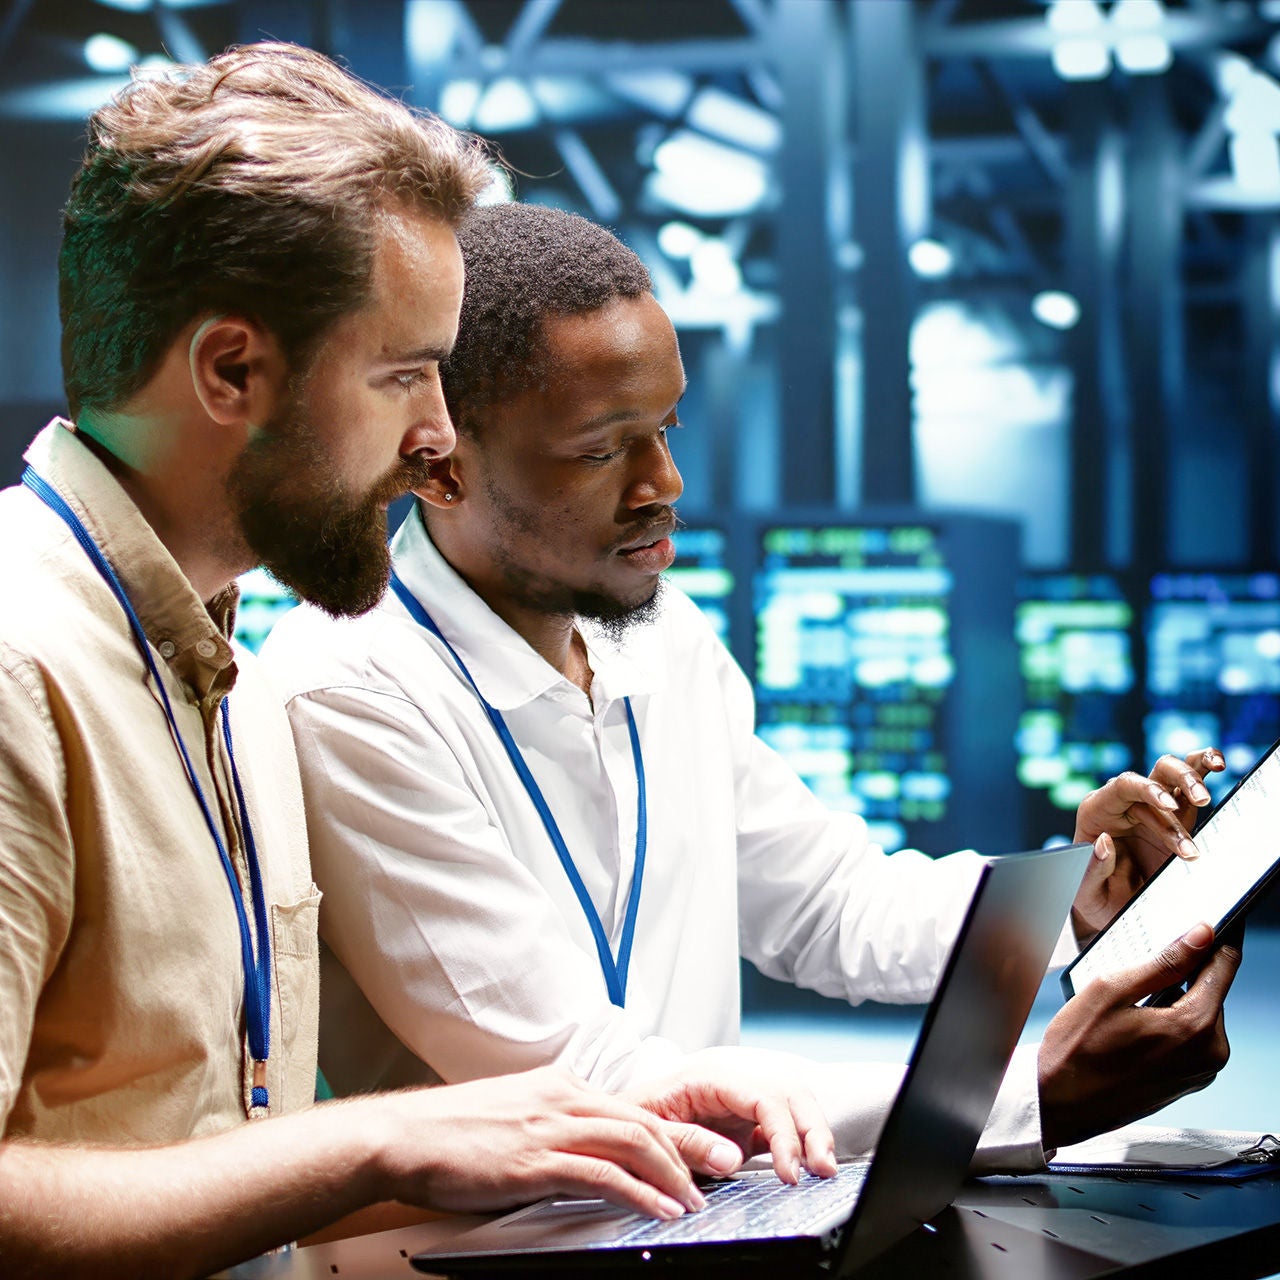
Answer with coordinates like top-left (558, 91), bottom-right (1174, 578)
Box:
top-left (1066, 741), bottom-right (1280, 994)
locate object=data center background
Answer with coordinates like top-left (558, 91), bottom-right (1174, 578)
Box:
top-left (2, 2), bottom-right (1280, 1019)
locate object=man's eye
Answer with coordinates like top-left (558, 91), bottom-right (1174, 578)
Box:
top-left (395, 370), bottom-right (428, 390)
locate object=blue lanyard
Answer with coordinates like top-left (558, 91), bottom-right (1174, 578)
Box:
top-left (389, 570), bottom-right (647, 1008)
top-left (23, 466), bottom-right (273, 1111)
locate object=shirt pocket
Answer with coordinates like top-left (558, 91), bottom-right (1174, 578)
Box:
top-left (269, 886), bottom-right (322, 1114)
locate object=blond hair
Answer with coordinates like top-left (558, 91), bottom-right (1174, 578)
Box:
top-left (60, 42), bottom-right (492, 415)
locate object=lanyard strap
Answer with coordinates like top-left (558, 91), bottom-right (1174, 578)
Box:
top-left (23, 466), bottom-right (272, 1109)
top-left (389, 570), bottom-right (647, 1008)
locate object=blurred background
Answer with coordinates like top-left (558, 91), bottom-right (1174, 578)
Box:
top-left (2, 0), bottom-right (1278, 1126)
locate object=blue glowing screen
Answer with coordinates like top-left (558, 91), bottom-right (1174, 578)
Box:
top-left (664, 525), bottom-right (734, 645)
top-left (1145, 572), bottom-right (1280, 800)
top-left (753, 524), bottom-right (953, 853)
top-left (1016, 574), bottom-right (1135, 817)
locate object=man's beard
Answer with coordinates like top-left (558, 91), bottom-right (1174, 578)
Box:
top-left (227, 404), bottom-right (430, 618)
top-left (492, 552), bottom-right (666, 636)
top-left (582, 577), bottom-right (665, 642)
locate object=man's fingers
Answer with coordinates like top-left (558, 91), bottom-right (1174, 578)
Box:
top-left (1100, 922), bottom-right (1215, 1005)
top-left (564, 1117), bottom-right (705, 1213)
top-left (750, 1095), bottom-right (803, 1183)
top-left (540, 1153), bottom-right (692, 1220)
top-left (1177, 937), bottom-right (1243, 1013)
top-left (1149, 752), bottom-right (1217, 806)
top-left (788, 1090), bottom-right (838, 1177)
top-left (1076, 771), bottom-right (1199, 858)
top-left (1077, 832), bottom-right (1117, 895)
top-left (1120, 802), bottom-right (1200, 862)
top-left (662, 1122), bottom-right (743, 1179)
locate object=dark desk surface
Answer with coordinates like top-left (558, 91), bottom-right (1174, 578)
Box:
top-left (219, 1172), bottom-right (1280, 1280)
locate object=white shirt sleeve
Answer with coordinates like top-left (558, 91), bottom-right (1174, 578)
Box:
top-left (716, 638), bottom-right (985, 1004)
top-left (712, 642), bottom-right (1049, 1168)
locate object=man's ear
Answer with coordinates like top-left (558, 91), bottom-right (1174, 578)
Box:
top-left (414, 451), bottom-right (466, 509)
top-left (189, 315), bottom-right (288, 428)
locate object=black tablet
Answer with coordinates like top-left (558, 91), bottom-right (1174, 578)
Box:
top-left (1062, 737), bottom-right (1280, 1000)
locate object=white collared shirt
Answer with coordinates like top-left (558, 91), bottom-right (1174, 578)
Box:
top-left (261, 506), bottom-right (1046, 1166)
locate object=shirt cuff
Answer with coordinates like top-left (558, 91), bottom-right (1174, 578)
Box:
top-left (970, 1042), bottom-right (1049, 1173)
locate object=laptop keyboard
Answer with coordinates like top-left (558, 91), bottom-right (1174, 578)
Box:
top-left (612, 1163), bottom-right (870, 1246)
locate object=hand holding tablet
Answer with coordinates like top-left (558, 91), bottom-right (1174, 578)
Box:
top-left (1064, 739), bottom-right (1280, 1000)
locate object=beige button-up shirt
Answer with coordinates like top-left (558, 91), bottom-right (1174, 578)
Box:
top-left (0, 421), bottom-right (319, 1145)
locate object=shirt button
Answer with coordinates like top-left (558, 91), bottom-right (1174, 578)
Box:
top-left (195, 638), bottom-right (218, 659)
top-left (157, 640), bottom-right (177, 659)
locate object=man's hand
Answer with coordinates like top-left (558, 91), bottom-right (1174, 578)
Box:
top-left (1071, 749), bottom-right (1224, 945)
top-left (372, 1065), bottom-right (716, 1220)
top-left (1038, 922), bottom-right (1241, 1150)
top-left (624, 1050), bottom-right (838, 1185)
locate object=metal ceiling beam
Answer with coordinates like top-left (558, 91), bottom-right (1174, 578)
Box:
top-left (1064, 82), bottom-right (1126, 567)
top-left (775, 0), bottom-right (843, 505)
top-left (505, 0), bottom-right (562, 59)
top-left (435, 37), bottom-right (768, 77)
top-left (1125, 76), bottom-right (1181, 571)
top-left (1241, 222), bottom-right (1280, 563)
top-left (851, 0), bottom-right (922, 506)
top-left (1184, 95), bottom-right (1231, 183)
top-left (154, 8), bottom-right (207, 64)
top-left (975, 59), bottom-right (1068, 187)
top-left (553, 127), bottom-right (621, 223)
top-left (726, 0), bottom-right (772, 40)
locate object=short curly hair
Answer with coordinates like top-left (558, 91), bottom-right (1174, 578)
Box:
top-left (442, 202), bottom-right (652, 436)
top-left (60, 41), bottom-right (492, 417)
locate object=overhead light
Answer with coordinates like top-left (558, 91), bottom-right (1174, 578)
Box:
top-left (472, 77), bottom-right (538, 132)
top-left (1046, 0), bottom-right (1104, 36)
top-left (1116, 35), bottom-right (1172, 76)
top-left (1110, 0), bottom-right (1164, 30)
top-left (530, 77), bottom-right (615, 124)
top-left (84, 33), bottom-right (138, 73)
top-left (689, 239), bottom-right (741, 295)
top-left (685, 86), bottom-right (780, 154)
top-left (1216, 53), bottom-right (1256, 98)
top-left (606, 69), bottom-right (692, 118)
top-left (1230, 133), bottom-right (1280, 194)
top-left (648, 130), bottom-right (768, 217)
top-left (405, 0), bottom-right (463, 65)
top-left (438, 80), bottom-right (481, 127)
top-left (657, 221), bottom-right (702, 260)
top-left (1225, 70), bottom-right (1280, 134)
top-left (1052, 37), bottom-right (1111, 81)
top-left (646, 169), bottom-right (766, 219)
top-left (908, 238), bottom-right (953, 279)
top-left (1111, 0), bottom-right (1170, 75)
top-left (1031, 290), bottom-right (1081, 330)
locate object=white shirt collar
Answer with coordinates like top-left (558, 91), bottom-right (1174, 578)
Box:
top-left (389, 504), bottom-right (666, 713)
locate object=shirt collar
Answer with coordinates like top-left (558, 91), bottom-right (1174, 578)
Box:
top-left (25, 420), bottom-right (239, 700)
top-left (389, 504), bottom-right (666, 712)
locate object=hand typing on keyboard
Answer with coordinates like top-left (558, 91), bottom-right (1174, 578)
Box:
top-left (624, 1047), bottom-right (840, 1185)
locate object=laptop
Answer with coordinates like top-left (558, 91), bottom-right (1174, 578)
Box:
top-left (412, 841), bottom-right (1092, 1278)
